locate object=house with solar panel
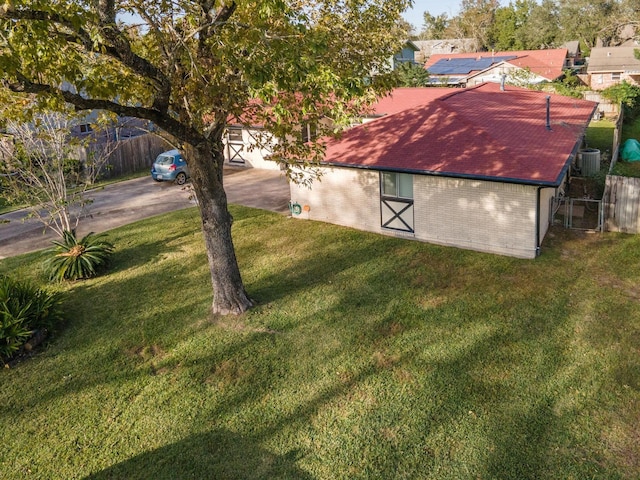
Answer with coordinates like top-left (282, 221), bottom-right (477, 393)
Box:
top-left (288, 83), bottom-right (597, 259)
top-left (425, 49), bottom-right (569, 87)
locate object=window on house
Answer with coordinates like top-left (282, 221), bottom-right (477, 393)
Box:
top-left (611, 72), bottom-right (621, 81)
top-left (301, 123), bottom-right (317, 143)
top-left (227, 127), bottom-right (243, 143)
top-left (380, 172), bottom-right (414, 233)
top-left (381, 172), bottom-right (413, 199)
top-left (79, 124), bottom-right (93, 133)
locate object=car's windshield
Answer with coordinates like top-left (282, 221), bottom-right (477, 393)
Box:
top-left (155, 155), bottom-right (175, 165)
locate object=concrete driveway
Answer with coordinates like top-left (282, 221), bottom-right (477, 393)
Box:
top-left (0, 168), bottom-right (291, 259)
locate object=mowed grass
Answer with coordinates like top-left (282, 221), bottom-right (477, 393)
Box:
top-left (1, 205), bottom-right (639, 479)
top-left (587, 117), bottom-right (640, 178)
top-left (587, 118), bottom-right (615, 155)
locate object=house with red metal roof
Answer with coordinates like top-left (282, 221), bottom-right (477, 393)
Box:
top-left (425, 49), bottom-right (569, 87)
top-left (221, 88), bottom-right (457, 170)
top-left (289, 83), bottom-right (597, 258)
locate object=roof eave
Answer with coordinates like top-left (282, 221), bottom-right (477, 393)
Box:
top-left (320, 161), bottom-right (564, 187)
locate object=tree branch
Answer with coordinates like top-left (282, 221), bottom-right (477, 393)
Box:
top-left (97, 0), bottom-right (116, 25)
top-left (200, 1), bottom-right (237, 53)
top-left (1, 6), bottom-right (172, 114)
top-left (4, 76), bottom-right (205, 147)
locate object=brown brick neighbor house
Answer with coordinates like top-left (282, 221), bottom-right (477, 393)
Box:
top-left (587, 46), bottom-right (640, 90)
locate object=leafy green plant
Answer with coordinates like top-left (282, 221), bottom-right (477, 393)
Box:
top-left (0, 276), bottom-right (64, 361)
top-left (0, 303), bottom-right (32, 360)
top-left (551, 69), bottom-right (586, 99)
top-left (43, 230), bottom-right (114, 282)
top-left (601, 81), bottom-right (640, 121)
top-left (394, 61), bottom-right (430, 87)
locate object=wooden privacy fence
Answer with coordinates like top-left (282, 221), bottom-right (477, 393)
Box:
top-left (603, 175), bottom-right (640, 233)
top-left (583, 91), bottom-right (619, 117)
top-left (79, 134), bottom-right (171, 179)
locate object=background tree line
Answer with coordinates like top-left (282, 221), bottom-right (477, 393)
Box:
top-left (410, 0), bottom-right (640, 52)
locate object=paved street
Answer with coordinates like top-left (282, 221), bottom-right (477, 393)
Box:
top-left (0, 168), bottom-right (291, 259)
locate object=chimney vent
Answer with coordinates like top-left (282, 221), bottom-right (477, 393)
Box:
top-left (546, 96), bottom-right (552, 130)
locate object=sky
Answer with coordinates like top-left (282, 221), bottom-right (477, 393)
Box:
top-left (402, 0), bottom-right (462, 31)
top-left (402, 0), bottom-right (510, 32)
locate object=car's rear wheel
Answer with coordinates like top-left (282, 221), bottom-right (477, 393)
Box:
top-left (175, 172), bottom-right (187, 185)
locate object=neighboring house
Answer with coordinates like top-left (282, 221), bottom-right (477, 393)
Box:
top-left (288, 83), bottom-right (597, 259)
top-left (413, 39), bottom-right (478, 64)
top-left (70, 116), bottom-right (151, 142)
top-left (586, 46), bottom-right (640, 90)
top-left (389, 40), bottom-right (420, 70)
top-left (59, 82), bottom-right (150, 142)
top-left (560, 41), bottom-right (584, 68)
top-left (426, 49), bottom-right (569, 87)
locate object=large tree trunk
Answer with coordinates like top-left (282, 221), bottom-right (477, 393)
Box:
top-left (183, 140), bottom-right (254, 315)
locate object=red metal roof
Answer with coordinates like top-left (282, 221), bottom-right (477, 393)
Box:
top-left (425, 49), bottom-right (568, 81)
top-left (321, 83), bottom-right (597, 185)
top-left (367, 87), bottom-right (457, 116)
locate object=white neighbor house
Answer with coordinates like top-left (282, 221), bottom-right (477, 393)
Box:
top-left (289, 83), bottom-right (597, 259)
top-left (425, 49), bottom-right (569, 87)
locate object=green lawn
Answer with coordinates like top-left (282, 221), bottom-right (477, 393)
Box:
top-left (586, 118), bottom-right (615, 155)
top-left (1, 206), bottom-right (639, 479)
top-left (586, 117), bottom-right (640, 178)
top-left (621, 116), bottom-right (640, 143)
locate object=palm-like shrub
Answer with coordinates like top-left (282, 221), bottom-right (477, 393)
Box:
top-left (0, 276), bottom-right (64, 361)
top-left (44, 230), bottom-right (114, 281)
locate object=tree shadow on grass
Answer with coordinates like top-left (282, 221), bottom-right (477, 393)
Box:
top-left (84, 430), bottom-right (312, 480)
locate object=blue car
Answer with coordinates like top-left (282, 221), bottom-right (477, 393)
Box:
top-left (151, 149), bottom-right (190, 185)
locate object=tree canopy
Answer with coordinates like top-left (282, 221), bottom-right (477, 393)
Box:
top-left (414, 0), bottom-right (640, 51)
top-left (0, 0), bottom-right (410, 314)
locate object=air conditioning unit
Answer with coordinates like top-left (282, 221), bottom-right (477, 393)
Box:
top-left (578, 148), bottom-right (601, 176)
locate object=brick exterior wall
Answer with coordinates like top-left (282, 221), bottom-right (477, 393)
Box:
top-left (289, 167), bottom-right (381, 232)
top-left (291, 166), bottom-right (557, 259)
top-left (589, 72), bottom-right (640, 91)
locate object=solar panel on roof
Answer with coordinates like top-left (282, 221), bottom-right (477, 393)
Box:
top-left (428, 55), bottom-right (517, 75)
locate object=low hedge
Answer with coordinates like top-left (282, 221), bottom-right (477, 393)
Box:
top-left (0, 275), bottom-right (64, 364)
